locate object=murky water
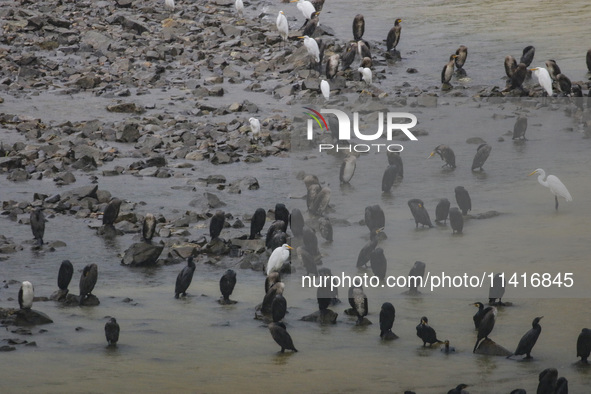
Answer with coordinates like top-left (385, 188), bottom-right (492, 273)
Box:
top-left (2, 0), bottom-right (591, 393)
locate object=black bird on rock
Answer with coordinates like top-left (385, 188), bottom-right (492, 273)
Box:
top-left (58, 260), bottom-right (74, 292)
top-left (536, 368), bottom-right (557, 394)
top-left (30, 207), bottom-right (46, 246)
top-left (142, 213), bottom-right (157, 243)
top-left (357, 228), bottom-right (381, 268)
top-left (271, 294), bottom-right (287, 323)
top-left (348, 285), bottom-right (368, 325)
top-left (352, 14), bottom-right (365, 41)
top-left (79, 263), bottom-right (98, 306)
top-left (429, 144), bottom-right (455, 168)
top-left (175, 257), bottom-right (196, 299)
top-left (576, 328), bottom-right (591, 363)
top-left (455, 186), bottom-right (471, 215)
top-left (473, 306), bottom-right (496, 353)
top-left (103, 198), bottom-right (122, 227)
top-left (274, 204), bottom-right (289, 232)
top-left (386, 18), bottom-right (402, 52)
top-left (209, 210), bottom-right (226, 240)
top-left (250, 208), bottom-right (266, 240)
top-left (105, 317), bottom-right (120, 347)
top-left (435, 198), bottom-right (450, 224)
top-left (520, 45), bottom-right (535, 67)
top-left (408, 199), bottom-right (433, 228)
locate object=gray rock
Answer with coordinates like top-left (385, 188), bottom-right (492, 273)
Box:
top-left (301, 309), bottom-right (338, 324)
top-left (13, 309), bottom-right (54, 326)
top-left (474, 338), bottom-right (512, 356)
top-left (121, 242), bottom-right (164, 267)
top-left (117, 122), bottom-right (140, 142)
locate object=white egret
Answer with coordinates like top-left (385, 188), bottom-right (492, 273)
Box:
top-left (299, 35), bottom-right (319, 62)
top-left (266, 244), bottom-right (293, 275)
top-left (358, 67), bottom-right (372, 84)
top-left (320, 79), bottom-right (329, 99)
top-left (290, 0), bottom-right (315, 23)
top-left (248, 117), bottom-right (260, 138)
top-left (18, 281), bottom-right (34, 309)
top-left (530, 67), bottom-right (552, 96)
top-left (235, 0), bottom-right (244, 18)
top-left (164, 0), bottom-right (175, 11)
top-left (528, 168), bottom-right (572, 210)
top-left (276, 11), bottom-right (289, 43)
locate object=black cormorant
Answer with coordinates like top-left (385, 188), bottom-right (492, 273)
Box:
top-left (408, 261), bottom-right (426, 295)
top-left (142, 213), bottom-right (156, 243)
top-left (299, 247), bottom-right (318, 276)
top-left (302, 11), bottom-right (320, 37)
top-left (271, 294), bottom-right (287, 322)
top-left (289, 208), bottom-right (305, 238)
top-left (352, 14), bottom-right (365, 41)
top-left (348, 285), bottom-right (368, 325)
top-left (429, 144), bottom-right (456, 168)
top-left (545, 59), bottom-right (561, 81)
top-left (357, 228), bottom-right (381, 268)
top-left (379, 302), bottom-right (397, 340)
top-left (357, 40), bottom-right (371, 60)
top-left (536, 368), bottom-right (557, 394)
top-left (262, 282), bottom-right (285, 315)
top-left (386, 19), bottom-right (402, 52)
top-left (370, 247), bottom-right (387, 280)
top-left (555, 377), bottom-right (568, 394)
top-left (341, 42), bottom-right (358, 70)
top-left (209, 210), bottom-right (226, 240)
top-left (520, 46), bottom-right (535, 67)
top-left (587, 49), bottom-right (591, 72)
top-left (275, 204), bottom-right (290, 232)
top-left (454, 186), bottom-right (471, 215)
top-left (79, 263), bottom-right (98, 305)
top-left (471, 143), bottom-right (491, 171)
top-left (268, 322), bottom-right (298, 352)
top-left (416, 316), bottom-right (442, 347)
top-left (340, 154), bottom-right (357, 184)
top-left (105, 317), bottom-right (120, 346)
top-left (30, 207), bottom-right (45, 246)
top-left (219, 269), bottom-right (236, 304)
top-left (58, 260), bottom-right (74, 292)
top-left (408, 199), bottom-right (433, 228)
top-left (317, 285), bottom-right (332, 311)
top-left (504, 55), bottom-right (518, 78)
top-left (473, 306), bottom-right (496, 353)
top-left (512, 115), bottom-right (527, 140)
top-left (381, 164), bottom-right (399, 193)
top-left (302, 226), bottom-right (320, 258)
top-left (266, 220), bottom-right (286, 248)
top-left (441, 54), bottom-right (458, 86)
top-left (174, 257), bottom-right (196, 299)
top-left (250, 208), bottom-right (266, 240)
top-left (556, 73), bottom-right (572, 95)
top-left (435, 198), bottom-right (450, 224)
top-left (576, 328), bottom-right (591, 363)
top-left (309, 186), bottom-right (331, 216)
top-left (472, 302), bottom-right (485, 330)
top-left (507, 63), bottom-right (527, 91)
top-left (18, 281), bottom-right (34, 309)
top-left (447, 384), bottom-right (469, 394)
top-left (265, 272), bottom-right (281, 294)
top-left (318, 217), bottom-right (333, 242)
top-left (103, 198), bottom-right (122, 227)
top-left (365, 205), bottom-right (385, 234)
top-left (386, 151), bottom-right (403, 177)
top-left (455, 45), bottom-right (468, 69)
top-left (448, 207), bottom-right (463, 234)
top-left (507, 316), bottom-right (543, 359)
top-left (441, 340), bottom-right (456, 353)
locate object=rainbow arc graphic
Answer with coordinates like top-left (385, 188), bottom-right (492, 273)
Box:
top-left (303, 107), bottom-right (329, 132)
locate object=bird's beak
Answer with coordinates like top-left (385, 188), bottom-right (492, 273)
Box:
top-left (427, 152), bottom-right (435, 159)
top-left (298, 36), bottom-right (305, 39)
top-left (376, 227), bottom-right (384, 233)
top-left (529, 68), bottom-right (538, 71)
top-left (286, 245), bottom-right (293, 250)
top-left (528, 170), bottom-right (537, 176)
top-left (539, 316), bottom-right (544, 320)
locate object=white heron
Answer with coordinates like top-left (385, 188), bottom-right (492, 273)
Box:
top-left (267, 244), bottom-right (293, 275)
top-left (290, 0), bottom-right (315, 23)
top-left (276, 11), bottom-right (289, 43)
top-left (299, 35), bottom-right (319, 62)
top-left (320, 79), bottom-right (330, 99)
top-left (18, 281), bottom-right (34, 309)
top-left (358, 67), bottom-right (372, 84)
top-left (249, 117), bottom-right (260, 138)
top-left (164, 0), bottom-right (175, 11)
top-left (528, 168), bottom-right (572, 210)
top-left (235, 0), bottom-right (244, 18)
top-left (530, 67), bottom-right (552, 96)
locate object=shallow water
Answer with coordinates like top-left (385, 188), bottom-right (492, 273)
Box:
top-left (2, 1), bottom-right (591, 393)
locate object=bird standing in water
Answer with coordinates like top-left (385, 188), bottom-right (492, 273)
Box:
top-left (528, 169), bottom-right (572, 210)
top-left (507, 316), bottom-right (543, 359)
top-left (105, 318), bottom-right (120, 347)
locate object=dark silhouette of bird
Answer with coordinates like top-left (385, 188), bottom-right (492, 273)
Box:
top-left (341, 42), bottom-right (358, 70)
top-left (219, 269), bottom-right (236, 304)
top-left (507, 316), bottom-right (543, 359)
top-left (512, 115), bottom-right (528, 140)
top-left (357, 228), bottom-right (381, 268)
top-left (556, 73), bottom-right (572, 95)
top-left (408, 199), bottom-right (433, 228)
top-left (340, 154), bottom-right (357, 184)
top-left (250, 208), bottom-right (266, 240)
top-left (455, 45), bottom-right (468, 70)
top-left (379, 302), bottom-right (397, 340)
top-left (365, 205), bottom-right (385, 234)
top-left (545, 59), bottom-right (561, 81)
top-left (504, 55), bottom-right (518, 78)
top-left (473, 306), bottom-right (496, 353)
top-left (142, 213), bottom-right (156, 243)
top-left (455, 186), bottom-right (471, 215)
top-left (268, 322), bottom-right (298, 353)
top-left (262, 282), bottom-right (284, 315)
top-left (447, 384), bottom-right (469, 394)
top-left (105, 317), bottom-right (120, 347)
top-left (209, 210), bottom-right (225, 240)
top-left (449, 207), bottom-right (464, 234)
top-left (175, 257), bottom-right (196, 299)
top-left (317, 285), bottom-right (332, 311)
top-left (408, 261), bottom-right (426, 295)
top-left (370, 247), bottom-right (387, 280)
top-left (577, 328), bottom-right (591, 363)
top-left (299, 247), bottom-right (318, 276)
top-left (265, 272), bottom-right (281, 294)
top-left (441, 340), bottom-right (456, 353)
top-left (274, 204), bottom-right (289, 232)
top-left (326, 54), bottom-right (340, 80)
top-left (266, 220), bottom-right (286, 248)
top-left (587, 49), bottom-right (591, 72)
top-left (348, 286), bottom-right (368, 325)
top-left (472, 302), bottom-right (485, 330)
top-left (271, 294), bottom-right (287, 323)
top-left (318, 217), bottom-right (333, 242)
top-left (471, 143), bottom-right (491, 171)
top-left (352, 14), bottom-right (365, 41)
top-left (30, 207), bottom-right (46, 246)
top-left (386, 18), bottom-right (402, 52)
top-left (416, 316), bottom-right (443, 347)
top-left (382, 164), bottom-right (399, 193)
top-left (289, 208), bottom-right (305, 238)
top-left (79, 263), bottom-right (98, 305)
top-left (58, 260), bottom-right (74, 292)
top-left (520, 45), bottom-right (535, 67)
top-left (386, 151), bottom-right (403, 177)
top-left (536, 368), bottom-right (557, 394)
top-left (555, 377), bottom-right (568, 394)
top-left (441, 54), bottom-right (458, 86)
top-left (506, 63), bottom-right (527, 91)
top-left (302, 226), bottom-right (320, 259)
top-left (103, 198), bottom-right (122, 227)
top-left (435, 198), bottom-right (450, 224)
top-left (429, 144), bottom-right (455, 168)
top-left (302, 11), bottom-right (320, 37)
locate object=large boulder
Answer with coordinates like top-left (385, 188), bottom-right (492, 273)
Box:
top-left (121, 242), bottom-right (164, 267)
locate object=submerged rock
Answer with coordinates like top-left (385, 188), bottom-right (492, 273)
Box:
top-left (300, 309), bottom-right (338, 324)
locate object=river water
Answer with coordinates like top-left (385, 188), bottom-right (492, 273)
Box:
top-left (1, 0), bottom-right (591, 393)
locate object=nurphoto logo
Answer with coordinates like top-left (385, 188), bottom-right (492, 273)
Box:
top-left (303, 108), bottom-right (418, 153)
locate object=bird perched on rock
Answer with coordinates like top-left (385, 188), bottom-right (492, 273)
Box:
top-left (18, 281), bottom-right (34, 309)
